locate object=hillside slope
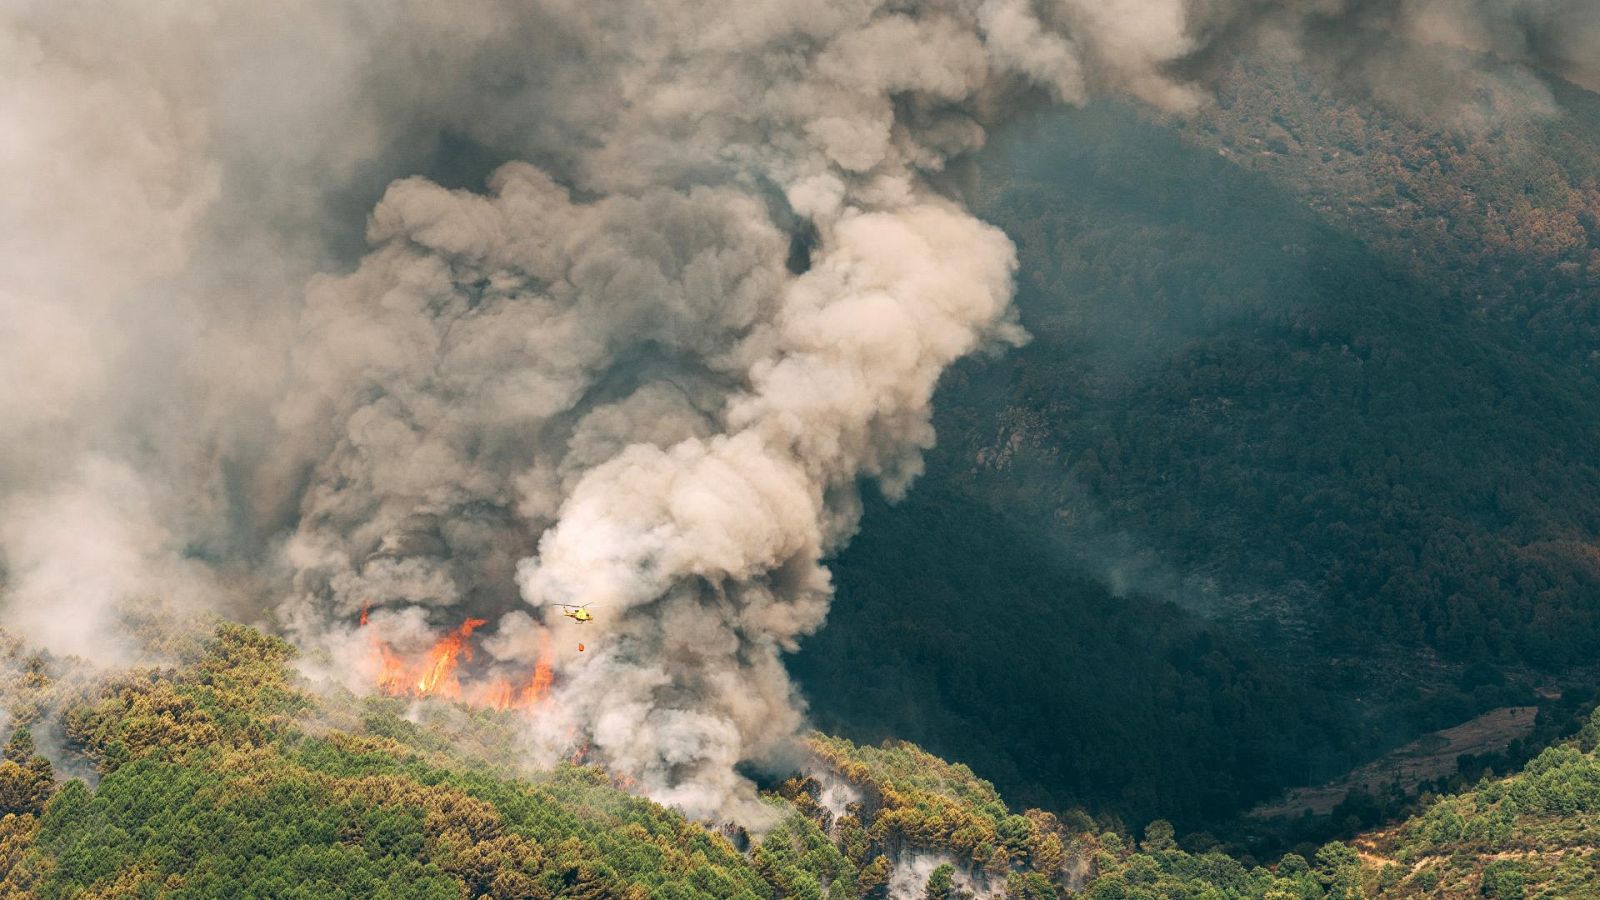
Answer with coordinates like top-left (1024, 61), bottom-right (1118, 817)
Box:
top-left (799, 43), bottom-right (1600, 836)
top-left (0, 626), bottom-right (769, 898)
top-left (1356, 707), bottom-right (1600, 898)
top-left (791, 486), bottom-right (1359, 831)
top-left (0, 623), bottom-right (1088, 898)
top-left (4, 621), bottom-right (1593, 898)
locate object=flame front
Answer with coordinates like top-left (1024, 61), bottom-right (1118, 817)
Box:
top-left (523, 630), bottom-right (554, 706)
top-left (363, 613), bottom-right (553, 711)
top-left (414, 617), bottom-right (486, 696)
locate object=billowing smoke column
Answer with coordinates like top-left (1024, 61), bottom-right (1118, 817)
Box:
top-left (279, 1), bottom-right (1115, 819)
top-left (3, 0), bottom-right (1599, 820)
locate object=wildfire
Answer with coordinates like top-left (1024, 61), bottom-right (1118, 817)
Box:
top-left (462, 651), bottom-right (553, 712)
top-left (524, 630), bottom-right (554, 705)
top-left (362, 611), bottom-right (555, 712)
top-left (476, 679), bottom-right (514, 711)
top-left (416, 617), bottom-right (486, 695)
top-left (528, 659), bottom-right (553, 699)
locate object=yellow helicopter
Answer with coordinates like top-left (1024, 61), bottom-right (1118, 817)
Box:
top-left (552, 603), bottom-right (596, 623)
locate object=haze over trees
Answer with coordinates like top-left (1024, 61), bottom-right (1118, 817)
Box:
top-left (797, 40), bottom-right (1600, 839)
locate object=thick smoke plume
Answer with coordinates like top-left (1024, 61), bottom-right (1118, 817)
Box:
top-left (3, 0), bottom-right (1598, 819)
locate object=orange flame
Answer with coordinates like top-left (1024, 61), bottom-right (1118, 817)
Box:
top-left (523, 659), bottom-right (553, 705)
top-left (359, 600), bottom-right (370, 627)
top-left (521, 630), bottom-right (554, 706)
top-left (413, 617), bottom-right (486, 696)
top-left (366, 616), bottom-right (559, 712)
top-left (474, 679), bottom-right (514, 711)
top-left (374, 641), bottom-right (411, 696)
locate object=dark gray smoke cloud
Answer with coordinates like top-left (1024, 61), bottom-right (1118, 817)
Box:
top-left (3, 0), bottom-right (1597, 820)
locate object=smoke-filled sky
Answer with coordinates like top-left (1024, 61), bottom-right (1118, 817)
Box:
top-left (3, 0), bottom-right (1598, 821)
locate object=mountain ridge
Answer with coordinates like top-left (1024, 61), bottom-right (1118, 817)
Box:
top-left (3, 620), bottom-right (1597, 898)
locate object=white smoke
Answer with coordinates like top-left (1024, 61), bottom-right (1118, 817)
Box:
top-left (3, 0), bottom-right (1598, 820)
top-left (887, 851), bottom-right (1000, 899)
